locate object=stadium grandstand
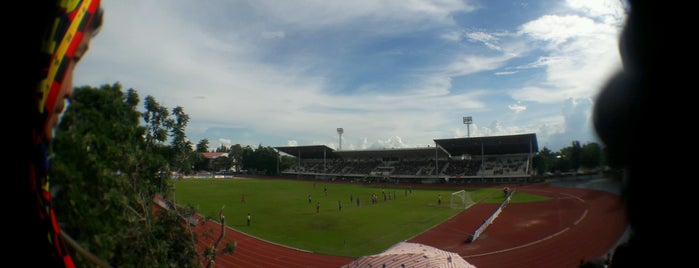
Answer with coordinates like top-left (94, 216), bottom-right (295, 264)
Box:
top-left (275, 133), bottom-right (538, 185)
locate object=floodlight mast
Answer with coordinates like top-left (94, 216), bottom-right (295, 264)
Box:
top-left (337, 128), bottom-right (344, 151)
top-left (463, 116), bottom-right (472, 138)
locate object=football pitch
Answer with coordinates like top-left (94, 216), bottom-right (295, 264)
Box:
top-left (173, 177), bottom-right (527, 257)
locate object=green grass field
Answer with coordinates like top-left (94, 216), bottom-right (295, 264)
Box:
top-left (173, 177), bottom-right (549, 257)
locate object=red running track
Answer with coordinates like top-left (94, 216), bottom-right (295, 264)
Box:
top-left (192, 182), bottom-right (627, 268)
top-left (191, 218), bottom-right (353, 268)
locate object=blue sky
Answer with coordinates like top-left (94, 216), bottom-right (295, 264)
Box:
top-left (75, 0), bottom-right (628, 152)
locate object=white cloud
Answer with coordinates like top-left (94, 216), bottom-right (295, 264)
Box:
top-left (75, 0), bottom-right (625, 153)
top-left (508, 103), bottom-right (527, 113)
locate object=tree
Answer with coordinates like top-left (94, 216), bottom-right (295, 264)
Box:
top-left (215, 144), bottom-right (229, 153)
top-left (143, 95), bottom-right (170, 146)
top-left (51, 83), bottom-right (200, 267)
top-left (168, 106), bottom-right (194, 174)
top-left (240, 145), bottom-right (255, 173)
top-left (204, 206), bottom-right (237, 268)
top-left (191, 152), bottom-right (209, 172)
top-left (211, 155), bottom-right (233, 172)
top-left (279, 155), bottom-right (296, 172)
top-left (196, 139), bottom-right (210, 153)
top-left (228, 144), bottom-right (244, 172)
top-left (532, 147), bottom-right (555, 175)
top-left (580, 142), bottom-right (604, 170)
top-left (255, 145), bottom-right (281, 175)
top-left (568, 140), bottom-right (582, 173)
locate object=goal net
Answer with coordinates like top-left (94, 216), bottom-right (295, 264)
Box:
top-left (450, 190), bottom-right (474, 209)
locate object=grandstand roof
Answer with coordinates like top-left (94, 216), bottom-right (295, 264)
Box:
top-left (434, 133), bottom-right (538, 156)
top-left (275, 133), bottom-right (538, 160)
top-left (275, 145), bottom-right (337, 159)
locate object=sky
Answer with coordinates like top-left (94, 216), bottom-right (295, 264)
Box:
top-left (75, 0), bottom-right (629, 153)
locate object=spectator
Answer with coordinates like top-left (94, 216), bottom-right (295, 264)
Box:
top-left (19, 1), bottom-right (104, 266)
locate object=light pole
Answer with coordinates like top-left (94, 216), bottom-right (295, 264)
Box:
top-left (337, 128), bottom-right (344, 150)
top-left (463, 116), bottom-right (472, 137)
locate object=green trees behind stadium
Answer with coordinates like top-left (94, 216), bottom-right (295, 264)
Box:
top-left (533, 140), bottom-right (606, 175)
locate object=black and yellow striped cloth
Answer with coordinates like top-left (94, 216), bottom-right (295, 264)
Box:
top-left (33, 1), bottom-right (101, 267)
top-left (38, 0), bottom-right (101, 115)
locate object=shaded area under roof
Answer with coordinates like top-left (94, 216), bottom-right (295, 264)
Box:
top-left (334, 147), bottom-right (448, 159)
top-left (434, 133), bottom-right (538, 157)
top-left (275, 146), bottom-right (448, 160)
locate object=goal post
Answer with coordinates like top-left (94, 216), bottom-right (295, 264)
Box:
top-left (450, 190), bottom-right (474, 209)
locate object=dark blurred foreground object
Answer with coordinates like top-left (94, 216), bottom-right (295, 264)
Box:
top-left (593, 0), bottom-right (666, 267)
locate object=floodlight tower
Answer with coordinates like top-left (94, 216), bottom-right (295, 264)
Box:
top-left (337, 128), bottom-right (344, 151)
top-left (463, 116), bottom-right (473, 138)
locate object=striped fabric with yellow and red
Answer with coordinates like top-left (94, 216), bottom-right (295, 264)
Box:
top-left (33, 1), bottom-right (101, 267)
